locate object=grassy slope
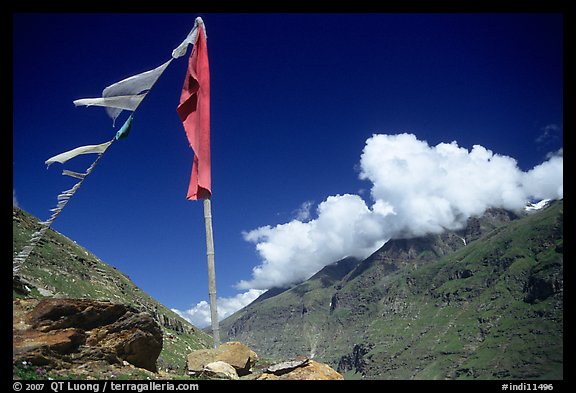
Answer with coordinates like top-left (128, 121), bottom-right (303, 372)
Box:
top-left (12, 207), bottom-right (213, 371)
top-left (384, 200), bottom-right (563, 380)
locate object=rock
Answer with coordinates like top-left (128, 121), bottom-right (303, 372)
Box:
top-left (203, 361), bottom-right (239, 380)
top-left (524, 272), bottom-right (562, 304)
top-left (13, 328), bottom-right (87, 369)
top-left (87, 310), bottom-right (163, 372)
top-left (28, 298), bottom-right (127, 332)
top-left (185, 341), bottom-right (343, 380)
top-left (265, 357), bottom-right (309, 373)
top-left (186, 349), bottom-right (213, 375)
top-left (259, 359), bottom-right (343, 380)
top-left (187, 341), bottom-right (258, 376)
top-left (13, 298), bottom-right (163, 373)
top-left (13, 275), bottom-right (31, 296)
top-left (215, 342), bottom-right (258, 374)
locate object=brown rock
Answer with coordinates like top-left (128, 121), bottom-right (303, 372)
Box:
top-left (215, 342), bottom-right (258, 375)
top-left (87, 311), bottom-right (163, 372)
top-left (256, 373), bottom-right (281, 380)
top-left (13, 327), bottom-right (86, 368)
top-left (259, 359), bottom-right (344, 380)
top-left (187, 341), bottom-right (258, 376)
top-left (13, 298), bottom-right (162, 373)
top-left (27, 298), bottom-right (127, 332)
top-left (186, 349), bottom-right (213, 372)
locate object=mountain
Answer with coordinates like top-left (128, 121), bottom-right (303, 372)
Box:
top-left (219, 201), bottom-right (563, 379)
top-left (12, 207), bottom-right (213, 372)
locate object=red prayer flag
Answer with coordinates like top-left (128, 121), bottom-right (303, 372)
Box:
top-left (176, 26), bottom-right (211, 200)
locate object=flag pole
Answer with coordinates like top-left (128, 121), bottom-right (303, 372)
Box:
top-left (203, 197), bottom-right (220, 348)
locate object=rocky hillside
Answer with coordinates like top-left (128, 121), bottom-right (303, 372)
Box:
top-left (219, 201), bottom-right (563, 379)
top-left (12, 207), bottom-right (213, 373)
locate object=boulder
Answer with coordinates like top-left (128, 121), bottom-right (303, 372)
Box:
top-left (214, 341), bottom-right (258, 374)
top-left (264, 357), bottom-right (309, 373)
top-left (15, 328), bottom-right (85, 356)
top-left (87, 310), bottom-right (163, 372)
top-left (203, 361), bottom-right (239, 380)
top-left (13, 298), bottom-right (163, 372)
top-left (258, 358), bottom-right (344, 380)
top-left (27, 298), bottom-right (126, 332)
top-left (187, 341), bottom-right (258, 376)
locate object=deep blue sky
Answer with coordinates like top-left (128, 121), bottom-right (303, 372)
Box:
top-left (12, 13), bottom-right (563, 322)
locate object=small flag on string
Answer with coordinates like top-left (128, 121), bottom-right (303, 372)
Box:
top-left (45, 141), bottom-right (113, 168)
top-left (115, 114), bottom-right (134, 140)
top-left (74, 59), bottom-right (172, 126)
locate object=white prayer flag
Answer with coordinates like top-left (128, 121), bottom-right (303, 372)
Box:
top-left (172, 17), bottom-right (206, 59)
top-left (73, 59), bottom-right (172, 125)
top-left (45, 141), bottom-right (113, 168)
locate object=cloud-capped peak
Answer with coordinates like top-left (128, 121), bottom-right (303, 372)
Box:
top-left (238, 133), bottom-right (563, 291)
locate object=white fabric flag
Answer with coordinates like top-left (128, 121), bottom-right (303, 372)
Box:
top-left (45, 141), bottom-right (112, 168)
top-left (73, 95), bottom-right (146, 112)
top-left (73, 58), bottom-right (173, 125)
top-left (172, 17), bottom-right (206, 59)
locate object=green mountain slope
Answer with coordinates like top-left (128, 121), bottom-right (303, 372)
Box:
top-left (12, 207), bottom-right (213, 372)
top-left (219, 202), bottom-right (563, 380)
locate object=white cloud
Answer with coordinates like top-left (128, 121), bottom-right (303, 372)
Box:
top-left (359, 134), bottom-right (532, 236)
top-left (292, 200), bottom-right (314, 222)
top-left (173, 288), bottom-right (266, 329)
top-left (522, 149), bottom-right (563, 201)
top-left (238, 133), bottom-right (563, 291)
top-left (238, 194), bottom-right (390, 290)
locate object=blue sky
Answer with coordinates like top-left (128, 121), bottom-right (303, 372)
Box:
top-left (12, 13), bottom-right (563, 327)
